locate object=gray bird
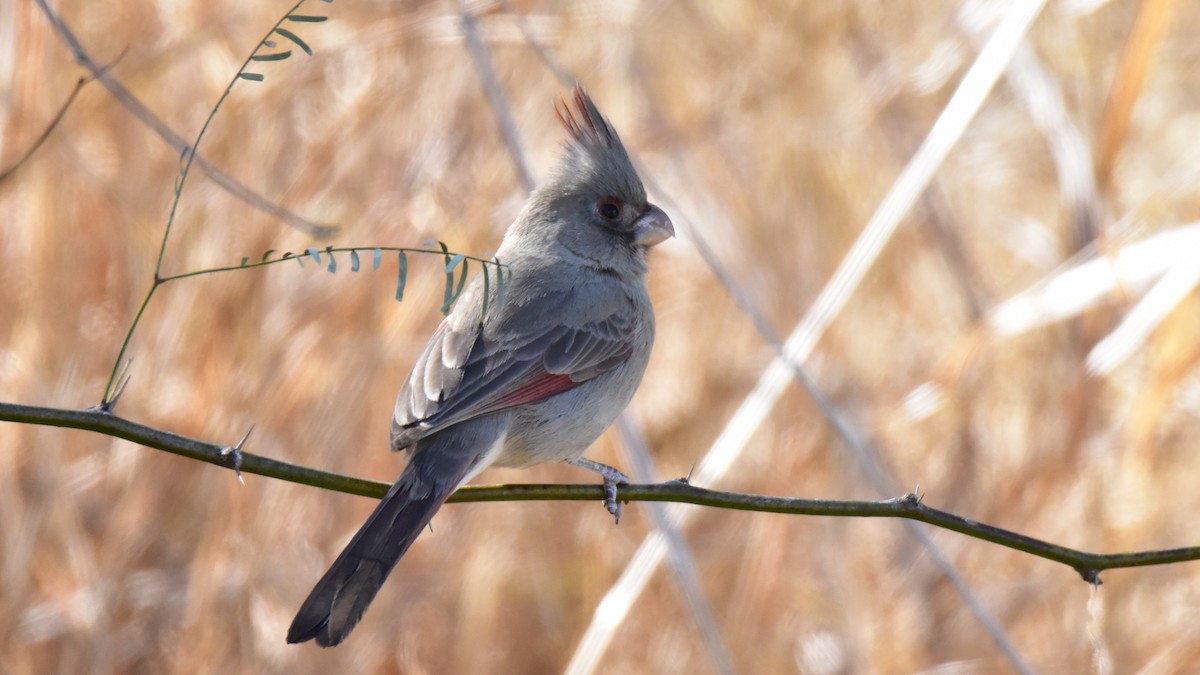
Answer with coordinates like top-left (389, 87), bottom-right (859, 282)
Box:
top-left (287, 87), bottom-right (674, 647)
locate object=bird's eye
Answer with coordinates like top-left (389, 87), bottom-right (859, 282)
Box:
top-left (598, 199), bottom-right (622, 221)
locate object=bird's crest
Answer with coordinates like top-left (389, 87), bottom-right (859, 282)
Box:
top-left (555, 86), bottom-right (619, 152)
top-left (550, 85), bottom-right (645, 205)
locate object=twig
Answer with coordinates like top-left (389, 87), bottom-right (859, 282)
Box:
top-left (2, 400), bottom-right (1198, 576)
top-left (496, 0), bottom-right (574, 86)
top-left (32, 0), bottom-right (336, 238)
top-left (459, 0), bottom-right (536, 192)
top-left (0, 77), bottom-right (86, 181)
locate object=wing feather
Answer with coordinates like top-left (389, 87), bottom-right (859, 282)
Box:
top-left (391, 296), bottom-right (636, 450)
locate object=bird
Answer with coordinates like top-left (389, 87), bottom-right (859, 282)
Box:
top-left (287, 86), bottom-right (674, 647)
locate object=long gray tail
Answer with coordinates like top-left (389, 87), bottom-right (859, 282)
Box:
top-left (287, 439), bottom-right (478, 647)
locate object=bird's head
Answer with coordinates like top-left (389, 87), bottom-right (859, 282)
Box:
top-left (513, 86), bottom-right (674, 278)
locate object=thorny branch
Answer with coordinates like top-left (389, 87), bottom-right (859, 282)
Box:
top-left (3, 401), bottom-right (1197, 582)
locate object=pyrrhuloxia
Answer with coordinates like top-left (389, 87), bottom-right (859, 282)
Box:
top-left (287, 87), bottom-right (673, 647)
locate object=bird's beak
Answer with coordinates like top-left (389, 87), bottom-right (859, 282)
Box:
top-left (632, 203), bottom-right (674, 248)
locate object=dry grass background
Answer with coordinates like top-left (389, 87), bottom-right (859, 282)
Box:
top-left (3, 0), bottom-right (1200, 672)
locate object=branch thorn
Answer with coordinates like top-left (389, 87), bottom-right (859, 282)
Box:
top-left (222, 425), bottom-right (253, 485)
top-left (98, 359), bottom-right (133, 413)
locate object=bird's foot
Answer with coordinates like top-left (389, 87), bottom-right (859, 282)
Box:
top-left (567, 457), bottom-right (630, 524)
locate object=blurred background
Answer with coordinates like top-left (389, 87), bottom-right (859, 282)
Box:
top-left (3, 0), bottom-right (1200, 672)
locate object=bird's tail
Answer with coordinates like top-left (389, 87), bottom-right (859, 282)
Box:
top-left (286, 439), bottom-right (481, 647)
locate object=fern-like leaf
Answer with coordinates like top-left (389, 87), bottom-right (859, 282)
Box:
top-left (274, 28), bottom-right (313, 56)
top-left (251, 51), bottom-right (293, 62)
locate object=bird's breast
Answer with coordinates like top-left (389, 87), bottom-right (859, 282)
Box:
top-left (493, 328), bottom-right (653, 469)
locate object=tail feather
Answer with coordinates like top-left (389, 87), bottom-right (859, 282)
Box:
top-left (287, 436), bottom-right (484, 647)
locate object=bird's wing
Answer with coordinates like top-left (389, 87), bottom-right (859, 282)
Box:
top-left (391, 292), bottom-right (636, 449)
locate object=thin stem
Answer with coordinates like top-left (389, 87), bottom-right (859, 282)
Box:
top-left (102, 280), bottom-right (159, 404)
top-left (158, 246), bottom-right (505, 284)
top-left (156, 0), bottom-right (309, 275)
top-left (100, 245), bottom-right (506, 404)
top-left (101, 0), bottom-right (316, 403)
top-left (0, 77), bottom-right (87, 181)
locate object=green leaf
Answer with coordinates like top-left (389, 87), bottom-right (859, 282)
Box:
top-left (286, 14), bottom-right (327, 23)
top-left (263, 39), bottom-right (278, 48)
top-left (373, 248), bottom-right (382, 271)
top-left (326, 246), bottom-right (337, 273)
top-left (454, 261), bottom-right (470, 301)
top-left (239, 72), bottom-right (265, 82)
top-left (274, 28), bottom-right (313, 56)
top-left (444, 253), bottom-right (466, 274)
top-left (350, 250), bottom-right (360, 272)
top-left (306, 247), bottom-right (321, 265)
top-left (261, 249), bottom-right (276, 263)
top-left (395, 251), bottom-right (407, 301)
top-left (251, 51), bottom-right (293, 62)
top-left (240, 256), bottom-right (250, 266)
top-left (442, 258), bottom-right (469, 314)
top-left (283, 251), bottom-right (303, 267)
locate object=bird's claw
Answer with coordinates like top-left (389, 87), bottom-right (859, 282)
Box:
top-left (603, 479), bottom-right (622, 523)
top-left (567, 457), bottom-right (630, 524)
